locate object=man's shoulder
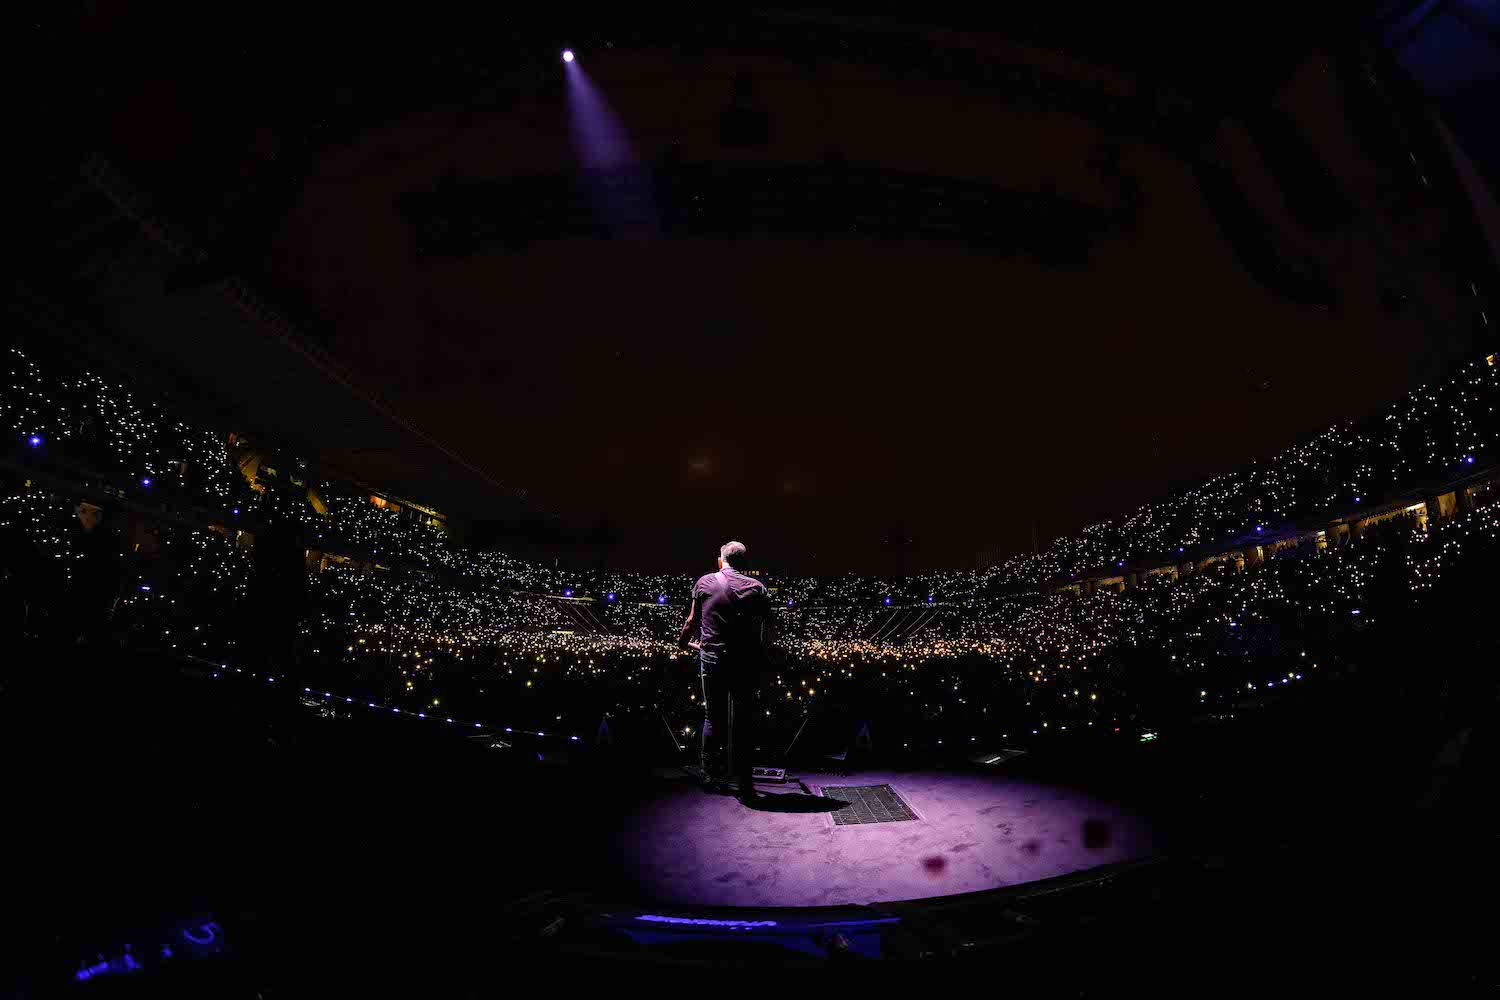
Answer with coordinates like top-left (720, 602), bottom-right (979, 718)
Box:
top-left (693, 572), bottom-right (717, 590)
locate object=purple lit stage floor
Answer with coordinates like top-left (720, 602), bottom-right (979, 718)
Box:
top-left (614, 770), bottom-right (1155, 907)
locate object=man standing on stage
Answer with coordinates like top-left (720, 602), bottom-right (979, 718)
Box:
top-left (679, 540), bottom-right (773, 804)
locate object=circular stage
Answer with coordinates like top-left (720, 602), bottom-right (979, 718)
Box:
top-left (614, 769), bottom-right (1155, 907)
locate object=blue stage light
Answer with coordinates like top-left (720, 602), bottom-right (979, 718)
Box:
top-left (562, 49), bottom-right (574, 63)
top-left (28, 435), bottom-right (41, 446)
top-left (141, 477), bottom-right (152, 487)
top-left (607, 592), bottom-right (616, 601)
top-left (883, 597), bottom-right (891, 605)
top-left (564, 589), bottom-right (573, 597)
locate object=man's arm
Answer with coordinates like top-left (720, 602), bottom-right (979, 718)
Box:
top-left (678, 597), bottom-right (701, 649)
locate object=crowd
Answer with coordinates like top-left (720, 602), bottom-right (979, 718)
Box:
top-left (4, 341), bottom-right (1499, 754)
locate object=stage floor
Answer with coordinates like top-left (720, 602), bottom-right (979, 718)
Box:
top-left (613, 769), bottom-right (1155, 907)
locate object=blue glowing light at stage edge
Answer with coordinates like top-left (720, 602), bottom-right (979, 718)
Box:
top-left (75, 919), bottom-right (223, 983)
top-left (636, 914), bottom-right (778, 928)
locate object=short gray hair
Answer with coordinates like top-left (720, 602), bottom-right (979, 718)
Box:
top-left (720, 540), bottom-right (747, 566)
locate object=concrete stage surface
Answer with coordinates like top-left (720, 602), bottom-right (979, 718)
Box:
top-left (613, 769), bottom-right (1155, 907)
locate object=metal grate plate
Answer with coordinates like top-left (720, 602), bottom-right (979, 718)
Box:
top-left (821, 784), bottom-right (918, 826)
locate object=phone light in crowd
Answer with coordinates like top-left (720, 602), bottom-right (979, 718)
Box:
top-left (232, 508), bottom-right (240, 515)
top-left (884, 597), bottom-right (892, 605)
top-left (564, 589), bottom-right (573, 597)
top-left (788, 599), bottom-right (794, 606)
top-left (28, 435), bottom-right (41, 446)
top-left (1256, 525), bottom-right (1263, 533)
top-left (657, 595), bottom-right (667, 604)
top-left (607, 593), bottom-right (616, 601)
top-left (141, 477), bottom-right (152, 487)
top-left (562, 49), bottom-right (574, 63)
top-left (928, 595), bottom-right (934, 603)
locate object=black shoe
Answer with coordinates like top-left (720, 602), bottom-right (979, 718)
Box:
top-left (700, 776), bottom-right (733, 796)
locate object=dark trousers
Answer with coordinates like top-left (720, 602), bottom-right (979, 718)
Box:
top-left (699, 653), bottom-right (756, 787)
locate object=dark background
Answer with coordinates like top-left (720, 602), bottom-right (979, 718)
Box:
top-left (20, 4), bottom-right (1496, 574)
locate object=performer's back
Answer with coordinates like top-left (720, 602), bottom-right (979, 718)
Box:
top-left (692, 567), bottom-right (769, 664)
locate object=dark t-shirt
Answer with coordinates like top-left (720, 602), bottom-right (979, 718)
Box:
top-left (692, 568), bottom-right (770, 662)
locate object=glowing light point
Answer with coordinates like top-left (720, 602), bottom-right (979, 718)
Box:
top-left (607, 592), bottom-right (616, 601)
top-left (28, 435), bottom-right (41, 446)
top-left (562, 49), bottom-right (574, 63)
top-left (141, 477), bottom-right (152, 487)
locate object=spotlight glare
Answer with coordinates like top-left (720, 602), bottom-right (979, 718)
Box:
top-left (562, 49), bottom-right (574, 63)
